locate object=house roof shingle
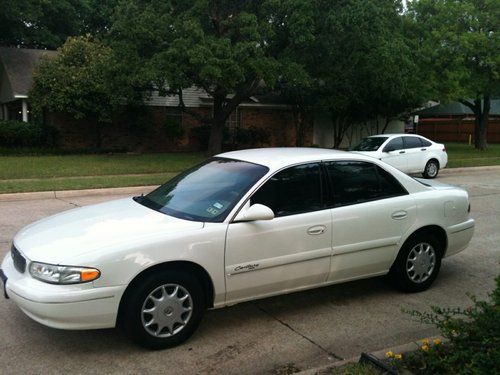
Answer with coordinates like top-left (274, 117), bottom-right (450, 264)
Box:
top-left (0, 47), bottom-right (57, 98)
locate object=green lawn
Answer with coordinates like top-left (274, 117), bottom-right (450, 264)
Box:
top-left (0, 153), bottom-right (203, 194)
top-left (0, 144), bottom-right (499, 194)
top-left (445, 142), bottom-right (500, 168)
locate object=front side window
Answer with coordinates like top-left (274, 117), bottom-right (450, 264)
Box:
top-left (251, 163), bottom-right (323, 217)
top-left (352, 137), bottom-right (388, 151)
top-left (403, 136), bottom-right (422, 149)
top-left (325, 161), bottom-right (407, 207)
top-left (136, 158), bottom-right (268, 222)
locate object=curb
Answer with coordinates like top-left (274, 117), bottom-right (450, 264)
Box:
top-left (0, 185), bottom-right (159, 202)
top-left (297, 336), bottom-right (443, 375)
top-left (441, 165), bottom-right (500, 174)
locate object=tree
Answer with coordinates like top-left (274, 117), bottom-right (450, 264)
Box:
top-left (278, 0), bottom-right (423, 149)
top-left (0, 0), bottom-right (117, 49)
top-left (30, 36), bottom-right (117, 148)
top-left (110, 0), bottom-right (313, 155)
top-left (409, 0), bottom-right (500, 150)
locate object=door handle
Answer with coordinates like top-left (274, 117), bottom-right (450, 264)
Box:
top-left (399, 150), bottom-right (406, 154)
top-left (391, 211), bottom-right (407, 220)
top-left (421, 148), bottom-right (427, 151)
top-left (307, 225), bottom-right (326, 235)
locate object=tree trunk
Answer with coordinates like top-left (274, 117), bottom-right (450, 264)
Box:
top-left (332, 116), bottom-right (348, 149)
top-left (474, 96), bottom-right (489, 151)
top-left (207, 95), bottom-right (226, 155)
top-left (96, 121), bottom-right (103, 151)
top-left (293, 107), bottom-right (306, 147)
top-left (381, 117), bottom-right (391, 134)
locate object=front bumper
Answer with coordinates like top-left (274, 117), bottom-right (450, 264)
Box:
top-left (1, 253), bottom-right (126, 330)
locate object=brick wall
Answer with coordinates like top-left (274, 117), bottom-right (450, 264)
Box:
top-left (47, 105), bottom-right (300, 152)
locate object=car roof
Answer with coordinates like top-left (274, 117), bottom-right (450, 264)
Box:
top-left (369, 133), bottom-right (426, 138)
top-left (217, 147), bottom-right (370, 170)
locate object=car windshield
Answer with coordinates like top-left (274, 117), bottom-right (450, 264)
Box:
top-left (135, 158), bottom-right (269, 222)
top-left (352, 137), bottom-right (388, 151)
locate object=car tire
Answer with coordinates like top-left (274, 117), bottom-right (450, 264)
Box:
top-left (422, 159), bottom-right (439, 179)
top-left (389, 233), bottom-right (442, 293)
top-left (120, 270), bottom-right (205, 349)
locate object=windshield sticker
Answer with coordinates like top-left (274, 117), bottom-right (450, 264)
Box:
top-left (206, 207), bottom-right (220, 216)
top-left (213, 202), bottom-right (224, 209)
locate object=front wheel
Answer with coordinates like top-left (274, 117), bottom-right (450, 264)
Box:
top-left (120, 270), bottom-right (205, 349)
top-left (389, 233), bottom-right (442, 293)
top-left (422, 159), bottom-right (439, 179)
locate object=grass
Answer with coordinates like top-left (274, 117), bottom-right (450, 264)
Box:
top-left (0, 143), bottom-right (499, 194)
top-left (0, 153), bottom-right (203, 194)
top-left (446, 142), bottom-right (500, 168)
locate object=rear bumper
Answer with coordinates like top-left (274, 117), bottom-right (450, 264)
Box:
top-left (1, 253), bottom-right (125, 330)
top-left (445, 218), bottom-right (475, 257)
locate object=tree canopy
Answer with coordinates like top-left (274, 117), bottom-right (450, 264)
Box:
top-left (30, 36), bottom-right (116, 124)
top-left (408, 0), bottom-right (500, 150)
top-left (21, 0), bottom-right (499, 152)
top-left (0, 0), bottom-right (117, 49)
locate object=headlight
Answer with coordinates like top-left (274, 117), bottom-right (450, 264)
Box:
top-left (29, 262), bottom-right (100, 284)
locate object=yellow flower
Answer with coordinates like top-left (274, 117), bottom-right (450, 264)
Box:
top-left (422, 339), bottom-right (430, 345)
top-left (385, 351), bottom-right (394, 358)
top-left (394, 354), bottom-right (403, 360)
top-left (421, 344), bottom-right (430, 351)
top-left (433, 339), bottom-right (442, 346)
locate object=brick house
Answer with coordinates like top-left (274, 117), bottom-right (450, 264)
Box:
top-left (0, 47), bottom-right (305, 152)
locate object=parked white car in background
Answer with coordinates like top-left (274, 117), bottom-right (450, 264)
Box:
top-left (1, 148), bottom-right (473, 349)
top-left (351, 134), bottom-right (448, 178)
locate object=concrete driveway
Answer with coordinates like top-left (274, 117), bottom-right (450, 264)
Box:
top-left (0, 169), bottom-right (498, 374)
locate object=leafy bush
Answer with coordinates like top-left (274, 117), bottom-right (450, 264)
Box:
top-left (402, 275), bottom-right (500, 374)
top-left (0, 120), bottom-right (56, 148)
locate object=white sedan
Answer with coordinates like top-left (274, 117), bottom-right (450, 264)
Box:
top-left (1, 148), bottom-right (474, 349)
top-left (351, 134), bottom-right (448, 178)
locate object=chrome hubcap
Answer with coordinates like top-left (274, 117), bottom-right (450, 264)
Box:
top-left (427, 163), bottom-right (438, 177)
top-left (141, 284), bottom-right (193, 337)
top-left (406, 242), bottom-right (436, 283)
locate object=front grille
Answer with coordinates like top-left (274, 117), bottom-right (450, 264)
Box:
top-left (11, 245), bottom-right (26, 273)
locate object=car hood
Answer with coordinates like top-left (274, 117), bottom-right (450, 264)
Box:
top-left (13, 197), bottom-right (204, 264)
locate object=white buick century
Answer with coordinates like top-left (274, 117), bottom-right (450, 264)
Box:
top-left (0, 148), bottom-right (474, 349)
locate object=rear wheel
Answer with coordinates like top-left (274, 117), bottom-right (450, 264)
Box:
top-left (389, 233), bottom-right (442, 292)
top-left (121, 270), bottom-right (205, 349)
top-left (422, 159), bottom-right (439, 179)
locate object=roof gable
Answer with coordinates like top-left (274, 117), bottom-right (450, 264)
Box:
top-left (0, 47), bottom-right (57, 100)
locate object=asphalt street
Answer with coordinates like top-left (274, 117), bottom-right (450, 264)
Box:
top-left (0, 169), bottom-right (498, 374)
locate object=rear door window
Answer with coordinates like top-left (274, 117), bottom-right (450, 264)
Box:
top-left (324, 161), bottom-right (407, 207)
top-left (403, 136), bottom-right (422, 149)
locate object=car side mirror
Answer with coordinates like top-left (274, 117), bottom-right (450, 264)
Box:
top-left (234, 203), bottom-right (274, 222)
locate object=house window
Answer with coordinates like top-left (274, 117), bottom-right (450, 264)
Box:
top-left (226, 108), bottom-right (241, 144)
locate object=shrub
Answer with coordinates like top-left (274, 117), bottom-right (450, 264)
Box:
top-left (402, 275), bottom-right (500, 374)
top-left (0, 120), bottom-right (56, 148)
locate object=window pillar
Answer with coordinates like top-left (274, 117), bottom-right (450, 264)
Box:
top-left (21, 99), bottom-right (28, 122)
